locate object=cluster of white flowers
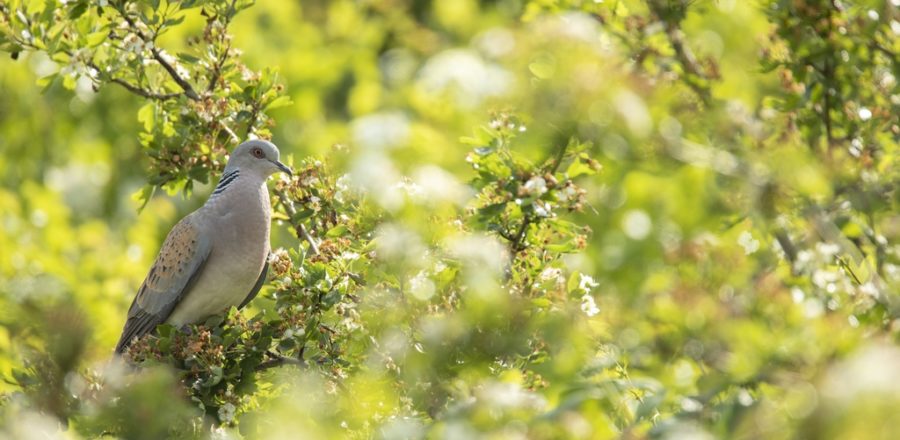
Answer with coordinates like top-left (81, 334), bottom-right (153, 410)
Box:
top-left (60, 48), bottom-right (96, 79)
top-left (556, 184), bottom-right (579, 202)
top-left (408, 270), bottom-right (436, 300)
top-left (334, 174), bottom-right (351, 203)
top-left (581, 295), bottom-right (600, 317)
top-left (122, 32), bottom-right (151, 55)
top-left (281, 327), bottom-right (304, 339)
top-left (539, 267), bottom-right (564, 284)
top-left (579, 273), bottom-right (599, 291)
top-left (394, 179), bottom-right (424, 199)
top-left (737, 231), bottom-right (760, 255)
top-left (488, 118), bottom-right (528, 132)
top-left (217, 403), bottom-right (236, 423)
top-left (522, 176), bottom-right (548, 196)
top-left (533, 200), bottom-right (553, 218)
top-left (337, 301), bottom-right (362, 332)
top-left (340, 251), bottom-right (360, 261)
top-left (578, 273), bottom-right (600, 317)
top-left (300, 172), bottom-right (320, 187)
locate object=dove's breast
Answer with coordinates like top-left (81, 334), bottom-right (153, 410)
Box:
top-left (166, 180), bottom-right (271, 327)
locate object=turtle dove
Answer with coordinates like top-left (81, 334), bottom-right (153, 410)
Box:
top-left (115, 140), bottom-right (292, 354)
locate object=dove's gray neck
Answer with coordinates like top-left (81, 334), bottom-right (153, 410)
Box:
top-left (209, 168), bottom-right (268, 200)
top-left (203, 168), bottom-right (272, 242)
top-left (212, 169), bottom-right (242, 196)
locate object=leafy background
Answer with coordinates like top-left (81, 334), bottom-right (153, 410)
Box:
top-left (0, 0), bottom-right (898, 438)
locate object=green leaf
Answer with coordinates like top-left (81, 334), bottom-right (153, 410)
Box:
top-left (138, 102), bottom-right (155, 131)
top-left (177, 52), bottom-right (200, 64)
top-left (566, 153), bottom-right (600, 178)
top-left (164, 15), bottom-right (186, 26)
top-left (567, 271), bottom-right (582, 294)
top-left (157, 324), bottom-right (175, 338)
top-left (67, 1), bottom-right (88, 19)
top-left (326, 224), bottom-right (349, 237)
top-left (85, 31), bottom-right (107, 47)
top-left (37, 73), bottom-right (58, 94)
top-left (291, 208), bottom-right (314, 222)
top-left (265, 95), bottom-right (293, 110)
top-left (62, 74), bottom-right (77, 90)
top-left (131, 185), bottom-right (157, 211)
top-left (478, 202), bottom-right (508, 219)
top-left (635, 392), bottom-right (665, 422)
top-left (204, 314), bottom-right (225, 328)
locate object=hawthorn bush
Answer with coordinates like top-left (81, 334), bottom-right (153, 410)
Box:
top-left (0, 0), bottom-right (898, 438)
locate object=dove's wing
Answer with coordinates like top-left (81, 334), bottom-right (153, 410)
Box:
top-left (115, 214), bottom-right (212, 354)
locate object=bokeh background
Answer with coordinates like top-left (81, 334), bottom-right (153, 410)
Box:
top-left (1, 0), bottom-right (899, 438)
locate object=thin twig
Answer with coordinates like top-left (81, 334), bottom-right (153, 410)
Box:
top-left (298, 223), bottom-right (319, 256)
top-left (510, 216), bottom-right (532, 254)
top-left (275, 189), bottom-right (320, 255)
top-left (245, 103), bottom-right (261, 138)
top-left (114, 3), bottom-right (201, 101)
top-left (645, 0), bottom-right (712, 104)
top-left (110, 77), bottom-right (182, 100)
top-left (870, 41), bottom-right (898, 63)
top-left (206, 39), bottom-right (230, 93)
top-left (86, 61), bottom-right (181, 100)
top-left (774, 229), bottom-right (798, 272)
top-left (218, 121), bottom-right (241, 144)
top-left (150, 47), bottom-right (201, 100)
top-left (256, 352), bottom-right (307, 371)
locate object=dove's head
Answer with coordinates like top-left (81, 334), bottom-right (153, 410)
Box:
top-left (226, 139), bottom-right (293, 178)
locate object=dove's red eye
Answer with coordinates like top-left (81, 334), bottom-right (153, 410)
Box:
top-left (251, 147), bottom-right (265, 158)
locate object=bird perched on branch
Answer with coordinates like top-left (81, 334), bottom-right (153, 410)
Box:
top-left (115, 140), bottom-right (292, 354)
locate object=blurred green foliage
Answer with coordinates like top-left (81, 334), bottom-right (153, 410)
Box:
top-left (1, 0), bottom-right (899, 438)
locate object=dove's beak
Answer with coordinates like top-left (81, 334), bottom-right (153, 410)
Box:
top-left (272, 160), bottom-right (293, 177)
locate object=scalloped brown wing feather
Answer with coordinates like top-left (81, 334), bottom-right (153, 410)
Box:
top-left (115, 214), bottom-right (211, 354)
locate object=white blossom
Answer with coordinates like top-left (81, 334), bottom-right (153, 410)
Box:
top-left (533, 200), bottom-right (552, 218)
top-left (816, 242), bottom-right (840, 258)
top-left (859, 282), bottom-right (880, 297)
top-left (737, 231), bottom-right (760, 255)
top-left (557, 185), bottom-right (578, 202)
top-left (539, 267), bottom-right (563, 283)
top-left (340, 251), bottom-right (360, 261)
top-left (218, 403), bottom-right (236, 423)
top-left (578, 273), bottom-right (599, 292)
top-left (408, 271), bottom-right (435, 300)
top-left (123, 33), bottom-right (145, 54)
top-left (523, 176), bottom-right (548, 196)
top-left (580, 293), bottom-right (599, 317)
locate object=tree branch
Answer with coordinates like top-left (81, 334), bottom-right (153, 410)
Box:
top-left (109, 76), bottom-right (182, 100)
top-left (646, 0), bottom-right (713, 104)
top-left (510, 216), bottom-right (532, 254)
top-left (256, 351), bottom-right (307, 371)
top-left (206, 39), bottom-right (230, 94)
top-left (275, 189), bottom-right (320, 256)
top-left (114, 3), bottom-right (200, 101)
top-left (150, 47), bottom-right (201, 100)
top-left (86, 61), bottom-right (181, 100)
top-left (218, 121), bottom-right (241, 144)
